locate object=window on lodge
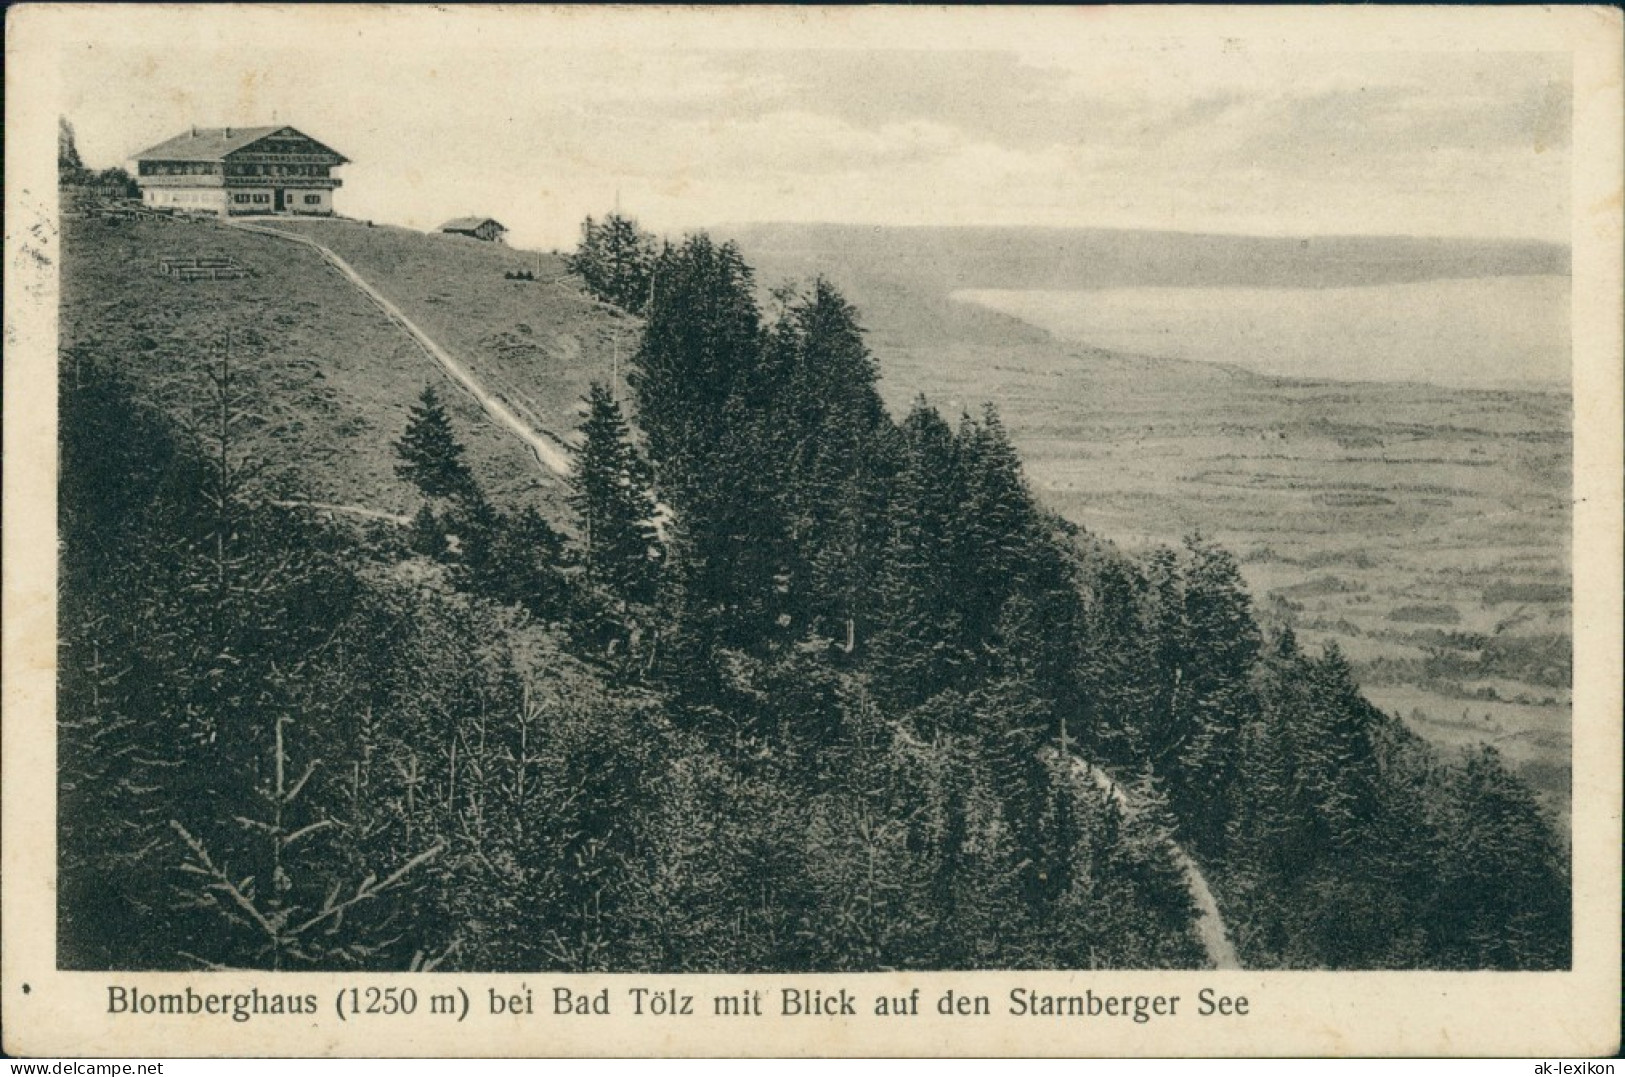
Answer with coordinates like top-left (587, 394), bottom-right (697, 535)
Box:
top-left (225, 163), bottom-right (328, 178)
top-left (140, 162), bottom-right (219, 176)
top-left (303, 194), bottom-right (322, 205)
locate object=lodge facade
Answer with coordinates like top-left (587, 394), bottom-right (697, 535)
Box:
top-left (132, 126), bottom-right (349, 217)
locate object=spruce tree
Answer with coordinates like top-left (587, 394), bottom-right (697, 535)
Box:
top-left (630, 233), bottom-right (794, 651)
top-left (955, 406), bottom-right (1079, 689)
top-left (630, 233), bottom-right (763, 501)
top-left (1295, 643), bottom-right (1381, 849)
top-left (59, 116), bottom-right (86, 180)
top-left (568, 213), bottom-right (657, 314)
top-left (1141, 545), bottom-right (1188, 766)
top-left (1433, 745), bottom-right (1569, 969)
top-left (569, 382), bottom-right (660, 606)
top-left (1077, 553), bottom-right (1161, 764)
top-left (475, 505), bottom-right (569, 619)
top-left (869, 398), bottom-right (969, 708)
top-left (395, 385), bottom-right (479, 504)
top-left (1160, 535), bottom-right (1262, 860)
top-left (956, 406), bottom-right (1038, 610)
top-left (766, 278), bottom-right (896, 645)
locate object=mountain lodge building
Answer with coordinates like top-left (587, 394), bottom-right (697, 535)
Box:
top-left (132, 126), bottom-right (349, 216)
top-left (438, 217), bottom-right (509, 243)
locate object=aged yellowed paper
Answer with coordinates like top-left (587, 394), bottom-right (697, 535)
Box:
top-left (5, 4), bottom-right (1620, 1058)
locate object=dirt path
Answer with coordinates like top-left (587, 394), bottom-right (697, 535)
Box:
top-left (226, 220), bottom-right (574, 475)
top-left (1073, 757), bottom-right (1243, 970)
top-left (1167, 843), bottom-right (1242, 971)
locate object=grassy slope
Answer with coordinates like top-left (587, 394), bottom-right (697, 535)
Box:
top-left (254, 219), bottom-right (630, 457)
top-left (59, 214), bottom-right (602, 524)
top-left (739, 238), bottom-right (1572, 818)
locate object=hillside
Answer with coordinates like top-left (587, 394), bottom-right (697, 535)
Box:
top-left (255, 218), bottom-right (631, 454)
top-left (59, 214), bottom-right (622, 525)
top-left (58, 207), bottom-right (1569, 975)
top-left (878, 337), bottom-right (1569, 807)
top-left (57, 214), bottom-right (1220, 974)
top-left (728, 228), bottom-right (1572, 818)
top-left (60, 212), bottom-right (1571, 817)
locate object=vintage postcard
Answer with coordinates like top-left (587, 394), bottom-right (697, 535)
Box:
top-left (4, 4), bottom-right (1620, 1058)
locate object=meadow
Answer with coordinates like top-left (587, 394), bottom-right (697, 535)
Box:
top-left (58, 215), bottom-right (609, 525)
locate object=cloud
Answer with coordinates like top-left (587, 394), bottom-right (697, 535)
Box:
top-left (623, 112), bottom-right (967, 179)
top-left (58, 27), bottom-right (1571, 247)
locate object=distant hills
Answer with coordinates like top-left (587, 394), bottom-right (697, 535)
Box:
top-left (719, 223), bottom-right (1570, 292)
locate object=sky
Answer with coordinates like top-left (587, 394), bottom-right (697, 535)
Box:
top-left (51, 8), bottom-right (1572, 251)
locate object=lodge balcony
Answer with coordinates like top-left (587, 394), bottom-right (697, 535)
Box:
top-left (136, 173), bottom-right (343, 190)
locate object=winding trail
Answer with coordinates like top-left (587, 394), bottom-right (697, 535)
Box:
top-left (1071, 757), bottom-right (1242, 970)
top-left (225, 219), bottom-right (575, 475)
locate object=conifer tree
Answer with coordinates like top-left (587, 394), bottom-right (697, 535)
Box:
top-left (1077, 553), bottom-right (1161, 764)
top-left (969, 675), bottom-right (1055, 911)
top-left (395, 385), bottom-right (479, 504)
top-left (1432, 745), bottom-right (1569, 969)
top-left (766, 278), bottom-right (897, 645)
top-left (956, 407), bottom-right (1038, 609)
top-left (1294, 643), bottom-right (1381, 848)
top-left (59, 116), bottom-right (86, 180)
top-left (772, 278), bottom-right (886, 455)
top-left (630, 235), bottom-right (762, 490)
top-left (407, 503), bottom-right (443, 557)
top-left (630, 234), bottom-right (792, 650)
top-left (1038, 760), bottom-right (1082, 904)
top-left (1141, 545), bottom-right (1187, 763)
top-left (569, 382), bottom-right (661, 606)
top-left (870, 399), bottom-right (969, 707)
top-left (476, 505), bottom-right (569, 618)
top-left (874, 403), bottom-right (1084, 722)
top-left (1158, 535), bottom-right (1262, 860)
top-left (955, 406), bottom-right (1083, 697)
top-left (568, 213), bottom-right (658, 314)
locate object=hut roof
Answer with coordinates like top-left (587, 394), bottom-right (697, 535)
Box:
top-left (438, 217), bottom-right (507, 233)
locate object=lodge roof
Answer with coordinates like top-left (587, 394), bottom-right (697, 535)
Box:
top-left (133, 126), bottom-right (349, 164)
top-left (438, 217), bottom-right (507, 233)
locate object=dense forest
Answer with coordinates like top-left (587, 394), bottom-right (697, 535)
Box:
top-left (58, 210), bottom-right (1569, 972)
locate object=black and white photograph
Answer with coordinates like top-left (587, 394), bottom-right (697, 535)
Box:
top-left (4, 4), bottom-right (1620, 1059)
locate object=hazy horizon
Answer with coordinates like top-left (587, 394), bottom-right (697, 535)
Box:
top-left (54, 8), bottom-right (1570, 251)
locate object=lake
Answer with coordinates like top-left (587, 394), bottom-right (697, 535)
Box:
top-left (954, 275), bottom-right (1570, 391)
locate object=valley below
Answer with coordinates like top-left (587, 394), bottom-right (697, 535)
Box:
top-left (730, 224), bottom-right (1573, 820)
